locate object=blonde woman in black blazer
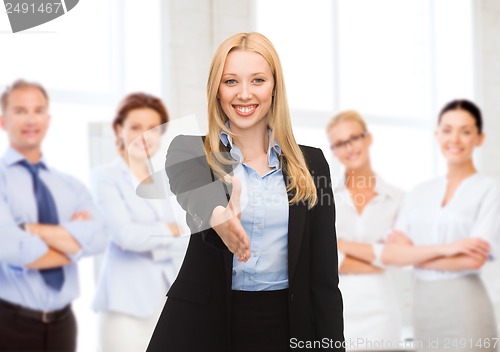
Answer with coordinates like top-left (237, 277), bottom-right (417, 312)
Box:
top-left (147, 32), bottom-right (344, 352)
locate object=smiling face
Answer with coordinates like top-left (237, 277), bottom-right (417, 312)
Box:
top-left (328, 119), bottom-right (372, 171)
top-left (0, 87), bottom-right (50, 157)
top-left (217, 49), bottom-right (275, 136)
top-left (116, 107), bottom-right (163, 160)
top-left (436, 109), bottom-right (484, 165)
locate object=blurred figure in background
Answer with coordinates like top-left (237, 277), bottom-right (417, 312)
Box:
top-left (327, 110), bottom-right (403, 349)
top-left (0, 79), bottom-right (106, 351)
top-left (327, 108), bottom-right (494, 350)
top-left (393, 100), bottom-right (500, 351)
top-left (91, 93), bottom-right (188, 352)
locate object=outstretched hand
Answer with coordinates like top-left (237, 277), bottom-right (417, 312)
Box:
top-left (210, 177), bottom-right (250, 262)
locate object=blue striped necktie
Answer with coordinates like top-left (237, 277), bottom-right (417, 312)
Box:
top-left (19, 160), bottom-right (65, 291)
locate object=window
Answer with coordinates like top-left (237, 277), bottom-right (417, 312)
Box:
top-left (256, 0), bottom-right (335, 112)
top-left (256, 0), bottom-right (474, 190)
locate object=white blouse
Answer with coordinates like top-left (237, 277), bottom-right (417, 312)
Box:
top-left (335, 176), bottom-right (405, 267)
top-left (334, 175), bottom-right (405, 344)
top-left (395, 173), bottom-right (500, 281)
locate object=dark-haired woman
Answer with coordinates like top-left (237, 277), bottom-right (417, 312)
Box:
top-left (394, 99), bottom-right (500, 351)
top-left (91, 93), bottom-right (188, 352)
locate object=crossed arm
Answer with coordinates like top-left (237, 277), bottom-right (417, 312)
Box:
top-left (339, 254), bottom-right (382, 274)
top-left (416, 255), bottom-right (487, 270)
top-left (24, 211), bottom-right (89, 269)
top-left (338, 233), bottom-right (490, 273)
top-left (386, 231), bottom-right (490, 270)
top-left (25, 248), bottom-right (71, 269)
top-left (337, 240), bottom-right (381, 274)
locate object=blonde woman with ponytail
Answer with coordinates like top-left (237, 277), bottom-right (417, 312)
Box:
top-left (147, 32), bottom-right (344, 352)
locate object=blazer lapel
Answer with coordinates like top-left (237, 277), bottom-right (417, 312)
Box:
top-left (286, 189), bottom-right (307, 286)
top-left (207, 138), bottom-right (235, 331)
top-left (282, 156), bottom-right (307, 286)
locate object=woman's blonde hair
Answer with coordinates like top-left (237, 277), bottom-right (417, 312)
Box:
top-left (204, 32), bottom-right (317, 207)
top-left (326, 110), bottom-right (368, 133)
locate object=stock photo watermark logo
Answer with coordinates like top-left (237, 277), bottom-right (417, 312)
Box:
top-left (4, 0), bottom-right (79, 33)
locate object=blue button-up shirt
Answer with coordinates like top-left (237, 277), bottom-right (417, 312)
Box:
top-left (220, 130), bottom-right (289, 291)
top-left (0, 147), bottom-right (106, 311)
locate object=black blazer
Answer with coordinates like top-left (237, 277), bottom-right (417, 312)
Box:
top-left (147, 135), bottom-right (344, 351)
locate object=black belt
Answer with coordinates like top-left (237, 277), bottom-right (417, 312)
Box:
top-left (0, 298), bottom-right (71, 324)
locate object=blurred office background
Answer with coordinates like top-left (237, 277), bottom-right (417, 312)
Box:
top-left (1, 0), bottom-right (500, 350)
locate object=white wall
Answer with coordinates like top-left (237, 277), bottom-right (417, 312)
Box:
top-left (474, 0), bottom-right (500, 331)
top-left (474, 0), bottom-right (500, 178)
top-left (162, 0), bottom-right (254, 133)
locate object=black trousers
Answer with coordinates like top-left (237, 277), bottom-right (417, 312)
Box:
top-left (230, 289), bottom-right (290, 352)
top-left (0, 299), bottom-right (77, 352)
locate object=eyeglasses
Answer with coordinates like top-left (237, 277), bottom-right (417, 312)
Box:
top-left (330, 132), bottom-right (367, 150)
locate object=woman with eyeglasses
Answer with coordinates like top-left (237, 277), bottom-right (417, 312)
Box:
top-left (326, 110), bottom-right (404, 349)
top-left (326, 110), bottom-right (491, 350)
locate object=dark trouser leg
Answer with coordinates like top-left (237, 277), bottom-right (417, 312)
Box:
top-left (0, 301), bottom-right (77, 352)
top-left (0, 301), bottom-right (45, 351)
top-left (45, 309), bottom-right (77, 352)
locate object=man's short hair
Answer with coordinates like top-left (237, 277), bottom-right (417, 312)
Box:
top-left (1, 79), bottom-right (49, 113)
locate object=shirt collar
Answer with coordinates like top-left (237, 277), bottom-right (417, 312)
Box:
top-left (3, 146), bottom-right (49, 170)
top-left (336, 173), bottom-right (397, 199)
top-left (219, 122), bottom-right (282, 168)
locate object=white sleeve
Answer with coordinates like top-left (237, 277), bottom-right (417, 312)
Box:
top-left (471, 184), bottom-right (500, 259)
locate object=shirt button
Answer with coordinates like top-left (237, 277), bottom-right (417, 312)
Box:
top-left (256, 195), bottom-right (263, 202)
top-left (248, 275), bottom-right (254, 281)
top-left (232, 270), bottom-right (236, 276)
top-left (256, 223), bottom-right (263, 230)
top-left (252, 252), bottom-right (257, 257)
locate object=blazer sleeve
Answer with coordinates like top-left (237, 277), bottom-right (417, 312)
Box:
top-left (165, 135), bottom-right (230, 251)
top-left (308, 147), bottom-right (345, 349)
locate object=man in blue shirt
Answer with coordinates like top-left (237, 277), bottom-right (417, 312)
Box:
top-left (0, 79), bottom-right (106, 351)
